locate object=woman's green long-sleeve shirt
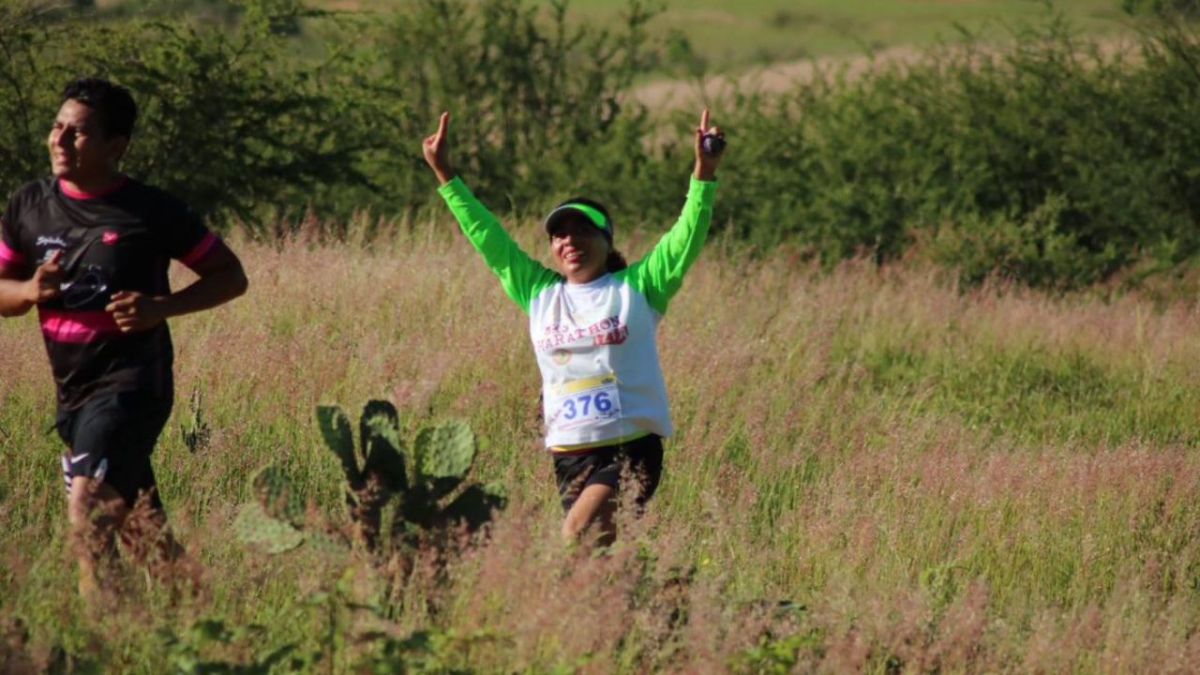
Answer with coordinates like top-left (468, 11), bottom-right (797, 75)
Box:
top-left (439, 177), bottom-right (717, 449)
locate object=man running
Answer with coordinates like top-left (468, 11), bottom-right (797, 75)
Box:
top-left (0, 78), bottom-right (248, 599)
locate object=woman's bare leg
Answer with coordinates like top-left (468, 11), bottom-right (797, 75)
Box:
top-left (562, 483), bottom-right (617, 547)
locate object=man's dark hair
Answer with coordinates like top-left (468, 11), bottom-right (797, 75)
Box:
top-left (62, 78), bottom-right (138, 139)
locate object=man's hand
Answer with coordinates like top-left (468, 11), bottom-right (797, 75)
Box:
top-left (693, 108), bottom-right (724, 182)
top-left (105, 290), bottom-right (168, 333)
top-left (99, 240), bottom-right (247, 332)
top-left (423, 112), bottom-right (455, 185)
top-left (25, 249), bottom-right (64, 304)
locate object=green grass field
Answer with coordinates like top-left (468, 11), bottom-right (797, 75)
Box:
top-left (3, 215), bottom-right (1200, 671)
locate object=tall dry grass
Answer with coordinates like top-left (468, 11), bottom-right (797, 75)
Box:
top-left (2, 213), bottom-right (1200, 672)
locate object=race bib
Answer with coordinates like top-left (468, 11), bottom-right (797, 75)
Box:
top-left (547, 373), bottom-right (621, 432)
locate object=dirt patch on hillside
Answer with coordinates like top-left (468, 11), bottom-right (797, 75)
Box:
top-left (628, 45), bottom-right (927, 108)
top-left (627, 36), bottom-right (1134, 110)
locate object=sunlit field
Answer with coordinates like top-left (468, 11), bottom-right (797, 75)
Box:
top-left (3, 213), bottom-right (1200, 672)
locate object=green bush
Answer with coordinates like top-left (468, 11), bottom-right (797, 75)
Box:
top-left (0, 0), bottom-right (664, 230)
top-left (0, 0), bottom-right (383, 225)
top-left (1123, 0), bottom-right (1200, 18)
top-left (0, 3), bottom-right (62, 190)
top-left (356, 0), bottom-right (664, 221)
top-left (713, 17), bottom-right (1200, 288)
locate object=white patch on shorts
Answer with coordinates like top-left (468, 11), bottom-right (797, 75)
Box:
top-left (61, 453), bottom-right (108, 496)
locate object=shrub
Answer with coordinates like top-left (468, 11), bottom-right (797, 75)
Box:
top-left (358, 0), bottom-right (664, 220)
top-left (1123, 0), bottom-right (1200, 18)
top-left (0, 0), bottom-right (387, 225)
top-left (0, 0), bottom-right (665, 230)
top-left (0, 2), bottom-right (63, 190)
top-left (712, 16), bottom-right (1200, 288)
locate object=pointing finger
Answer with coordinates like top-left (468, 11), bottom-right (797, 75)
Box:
top-left (437, 111), bottom-right (449, 140)
top-left (700, 108), bottom-right (710, 133)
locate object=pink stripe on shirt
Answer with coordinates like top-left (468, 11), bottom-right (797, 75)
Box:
top-left (179, 232), bottom-right (219, 269)
top-left (0, 241), bottom-right (24, 266)
top-left (39, 309), bottom-right (122, 344)
top-left (58, 176), bottom-right (129, 201)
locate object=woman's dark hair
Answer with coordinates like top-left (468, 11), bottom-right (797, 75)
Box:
top-left (62, 78), bottom-right (138, 139)
top-left (606, 249), bottom-right (628, 272)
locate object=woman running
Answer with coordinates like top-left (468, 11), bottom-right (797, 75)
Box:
top-left (423, 109), bottom-right (723, 543)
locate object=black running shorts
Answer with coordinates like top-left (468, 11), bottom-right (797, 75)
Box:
top-left (56, 389), bottom-right (173, 507)
top-left (552, 433), bottom-right (664, 513)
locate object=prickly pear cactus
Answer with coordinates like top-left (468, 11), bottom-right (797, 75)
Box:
top-left (236, 399), bottom-right (505, 558)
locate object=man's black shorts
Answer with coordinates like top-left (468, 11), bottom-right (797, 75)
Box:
top-left (552, 434), bottom-right (664, 513)
top-left (56, 389), bottom-right (173, 508)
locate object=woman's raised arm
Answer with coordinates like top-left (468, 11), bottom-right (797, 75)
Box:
top-left (625, 108), bottom-right (724, 315)
top-left (427, 112), bottom-right (558, 313)
top-left (423, 111), bottom-right (456, 185)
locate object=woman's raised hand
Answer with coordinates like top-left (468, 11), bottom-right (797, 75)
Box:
top-left (693, 108), bottom-right (724, 181)
top-left (423, 112), bottom-right (455, 185)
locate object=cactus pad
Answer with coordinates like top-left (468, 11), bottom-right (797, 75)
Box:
top-left (251, 464), bottom-right (306, 526)
top-left (359, 401), bottom-right (400, 457)
top-left (234, 502), bottom-right (305, 554)
top-left (415, 420), bottom-right (475, 481)
top-left (317, 405), bottom-right (361, 489)
top-left (360, 400), bottom-right (408, 493)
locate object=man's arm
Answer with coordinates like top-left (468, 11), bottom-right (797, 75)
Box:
top-left (0, 251), bottom-right (62, 317)
top-left (0, 265), bottom-right (34, 317)
top-left (105, 241), bottom-right (248, 333)
top-left (0, 197), bottom-right (56, 317)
